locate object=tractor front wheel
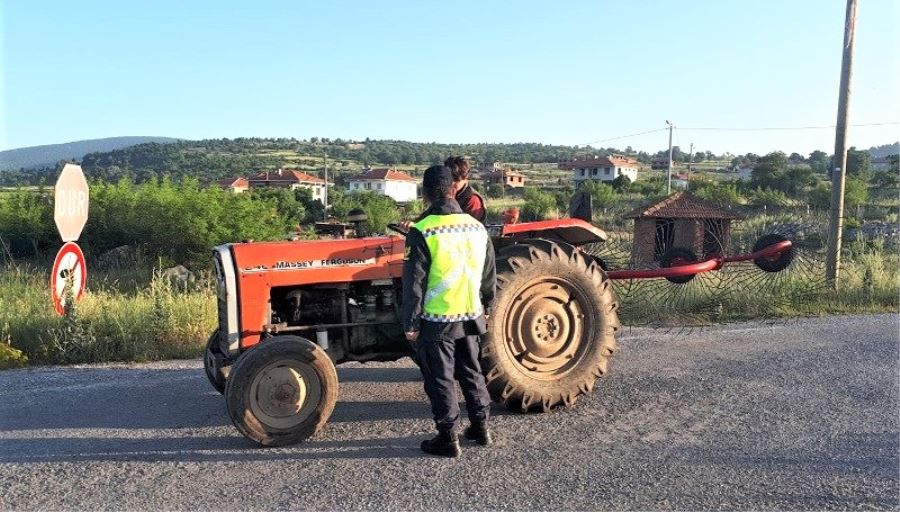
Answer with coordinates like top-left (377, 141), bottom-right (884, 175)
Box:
top-left (204, 331), bottom-right (227, 394)
top-left (225, 336), bottom-right (338, 446)
top-left (481, 240), bottom-right (619, 413)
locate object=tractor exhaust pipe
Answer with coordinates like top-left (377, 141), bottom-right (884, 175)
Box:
top-left (569, 191), bottom-right (593, 223)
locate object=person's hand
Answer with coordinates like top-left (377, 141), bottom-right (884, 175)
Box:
top-left (405, 331), bottom-right (419, 342)
top-left (400, 220), bottom-right (412, 230)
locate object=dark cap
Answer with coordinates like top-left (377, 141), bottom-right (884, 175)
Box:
top-left (422, 165), bottom-right (454, 192)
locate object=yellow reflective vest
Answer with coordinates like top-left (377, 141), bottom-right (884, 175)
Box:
top-left (413, 213), bottom-right (489, 322)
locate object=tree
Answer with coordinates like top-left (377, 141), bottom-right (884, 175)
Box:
top-left (789, 152), bottom-right (805, 163)
top-left (521, 188), bottom-right (557, 221)
top-left (808, 150), bottom-right (829, 173)
top-left (610, 174), bottom-right (631, 192)
top-left (751, 151), bottom-right (788, 189)
top-left (579, 180), bottom-right (616, 207)
top-left (845, 147), bottom-right (872, 178)
top-left (692, 182), bottom-right (744, 206)
top-left (807, 179), bottom-right (868, 209)
top-left (778, 166), bottom-right (817, 197)
top-left (844, 178), bottom-right (868, 208)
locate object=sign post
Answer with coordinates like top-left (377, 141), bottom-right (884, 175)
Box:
top-left (52, 164), bottom-right (90, 315)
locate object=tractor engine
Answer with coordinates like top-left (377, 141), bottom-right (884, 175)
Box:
top-left (269, 280), bottom-right (408, 363)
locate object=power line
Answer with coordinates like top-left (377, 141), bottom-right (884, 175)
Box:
top-left (578, 128), bottom-right (667, 147)
top-left (679, 121), bottom-right (899, 132)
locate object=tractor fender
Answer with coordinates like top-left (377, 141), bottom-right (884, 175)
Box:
top-left (493, 218), bottom-right (607, 247)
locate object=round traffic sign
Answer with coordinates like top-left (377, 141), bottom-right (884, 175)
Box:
top-left (54, 163), bottom-right (90, 242)
top-left (51, 242), bottom-right (87, 316)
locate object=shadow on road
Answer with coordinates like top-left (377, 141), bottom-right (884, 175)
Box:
top-left (0, 434), bottom-right (427, 464)
top-left (0, 364), bottom-right (444, 463)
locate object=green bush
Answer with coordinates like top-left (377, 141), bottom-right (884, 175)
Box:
top-left (749, 187), bottom-right (790, 207)
top-left (329, 189), bottom-right (401, 234)
top-left (808, 183), bottom-right (831, 209)
top-left (579, 181), bottom-right (616, 207)
top-left (626, 177), bottom-right (666, 196)
top-left (0, 336), bottom-right (28, 369)
top-left (806, 179), bottom-right (868, 209)
top-left (486, 184), bottom-right (505, 198)
top-left (0, 178), bottom-right (295, 266)
top-left (0, 265), bottom-right (215, 365)
top-left (521, 188), bottom-right (557, 220)
top-left (692, 181), bottom-right (744, 206)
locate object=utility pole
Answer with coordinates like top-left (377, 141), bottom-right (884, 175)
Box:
top-left (323, 154), bottom-right (328, 221)
top-left (688, 142), bottom-right (694, 173)
top-left (825, 0), bottom-right (858, 289)
top-left (666, 120), bottom-right (674, 194)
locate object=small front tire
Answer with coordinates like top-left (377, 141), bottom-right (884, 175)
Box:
top-left (225, 336), bottom-right (338, 447)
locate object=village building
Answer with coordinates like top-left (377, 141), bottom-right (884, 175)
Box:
top-left (736, 164), bottom-right (755, 181)
top-left (348, 168), bottom-right (418, 202)
top-left (247, 169), bottom-right (327, 203)
top-left (559, 154), bottom-right (639, 186)
top-left (215, 177), bottom-right (249, 193)
top-left (624, 191), bottom-right (742, 266)
top-left (650, 158), bottom-right (670, 170)
top-left (482, 169), bottom-right (526, 188)
top-left (671, 172), bottom-right (690, 190)
top-left (477, 161), bottom-right (504, 173)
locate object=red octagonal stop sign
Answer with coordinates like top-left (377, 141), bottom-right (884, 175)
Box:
top-left (54, 163), bottom-right (89, 242)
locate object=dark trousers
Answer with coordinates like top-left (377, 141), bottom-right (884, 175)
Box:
top-left (417, 335), bottom-right (491, 433)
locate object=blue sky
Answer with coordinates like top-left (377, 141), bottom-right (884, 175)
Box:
top-left (2, 1), bottom-right (897, 155)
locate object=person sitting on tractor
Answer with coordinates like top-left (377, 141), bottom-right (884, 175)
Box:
top-left (402, 164), bottom-right (497, 457)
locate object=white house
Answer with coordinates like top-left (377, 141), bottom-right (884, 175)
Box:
top-left (348, 168), bottom-right (418, 202)
top-left (247, 169), bottom-right (327, 203)
top-left (559, 154), bottom-right (639, 186)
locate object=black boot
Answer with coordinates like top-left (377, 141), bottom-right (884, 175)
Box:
top-left (463, 422), bottom-right (493, 446)
top-left (420, 430), bottom-right (461, 458)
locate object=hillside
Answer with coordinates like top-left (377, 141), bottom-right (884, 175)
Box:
top-left (0, 136), bottom-right (179, 171)
top-left (73, 138), bottom-right (636, 184)
top-left (867, 142), bottom-right (899, 159)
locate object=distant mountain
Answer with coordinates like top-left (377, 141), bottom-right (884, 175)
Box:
top-left (867, 142), bottom-right (899, 159)
top-left (0, 136), bottom-right (180, 170)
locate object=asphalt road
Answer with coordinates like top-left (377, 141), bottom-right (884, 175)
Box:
top-left (1, 314), bottom-right (897, 511)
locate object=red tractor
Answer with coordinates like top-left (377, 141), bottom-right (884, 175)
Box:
top-left (206, 216), bottom-right (619, 446)
top-left (206, 201), bottom-right (794, 446)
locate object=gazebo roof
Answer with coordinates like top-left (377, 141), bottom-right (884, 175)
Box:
top-left (623, 191), bottom-right (743, 220)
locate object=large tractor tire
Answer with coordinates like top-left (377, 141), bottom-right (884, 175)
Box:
top-left (204, 331), bottom-right (227, 394)
top-left (225, 336), bottom-right (338, 447)
top-left (481, 239), bottom-right (619, 413)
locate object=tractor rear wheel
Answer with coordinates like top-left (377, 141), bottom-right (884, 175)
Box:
top-left (481, 239), bottom-right (619, 413)
top-left (225, 336), bottom-right (338, 446)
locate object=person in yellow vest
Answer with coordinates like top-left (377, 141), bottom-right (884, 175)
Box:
top-left (402, 165), bottom-right (496, 457)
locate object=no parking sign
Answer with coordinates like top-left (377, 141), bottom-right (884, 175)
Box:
top-left (51, 242), bottom-right (87, 315)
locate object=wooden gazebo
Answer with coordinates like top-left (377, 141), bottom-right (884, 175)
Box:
top-left (624, 192), bottom-right (742, 266)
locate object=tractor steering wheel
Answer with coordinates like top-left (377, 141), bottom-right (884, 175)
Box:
top-left (387, 223), bottom-right (409, 236)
